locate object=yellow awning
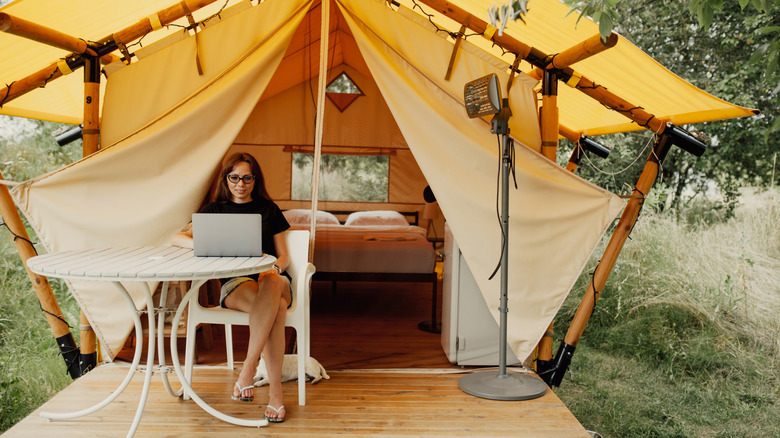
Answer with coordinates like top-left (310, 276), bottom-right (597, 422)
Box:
top-left (0, 0), bottom-right (757, 132)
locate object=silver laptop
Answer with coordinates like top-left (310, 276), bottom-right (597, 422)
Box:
top-left (192, 213), bottom-right (263, 257)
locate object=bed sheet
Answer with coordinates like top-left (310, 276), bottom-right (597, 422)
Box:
top-left (289, 224), bottom-right (435, 273)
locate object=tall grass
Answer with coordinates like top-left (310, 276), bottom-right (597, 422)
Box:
top-left (0, 116), bottom-right (81, 433)
top-left (555, 188), bottom-right (780, 438)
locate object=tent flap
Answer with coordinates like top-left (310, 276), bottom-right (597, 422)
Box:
top-left (12, 0), bottom-right (312, 359)
top-left (338, 0), bottom-right (624, 360)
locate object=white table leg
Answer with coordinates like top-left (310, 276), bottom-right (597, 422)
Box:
top-left (39, 281), bottom-right (145, 423)
top-left (170, 280), bottom-right (268, 428)
top-left (125, 282), bottom-right (157, 437)
top-left (157, 281), bottom-right (184, 397)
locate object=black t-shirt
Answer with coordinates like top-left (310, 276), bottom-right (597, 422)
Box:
top-left (198, 198), bottom-right (290, 257)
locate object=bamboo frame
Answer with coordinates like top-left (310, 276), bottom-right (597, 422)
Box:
top-left (415, 0), bottom-right (665, 134)
top-left (0, 0), bottom-right (220, 107)
top-left (0, 12), bottom-right (97, 56)
top-left (538, 130), bottom-right (675, 387)
top-left (565, 135), bottom-right (669, 347)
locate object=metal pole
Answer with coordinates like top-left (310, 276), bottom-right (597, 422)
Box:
top-left (497, 132), bottom-right (510, 378)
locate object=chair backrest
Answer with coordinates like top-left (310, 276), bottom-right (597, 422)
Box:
top-left (284, 229), bottom-right (310, 311)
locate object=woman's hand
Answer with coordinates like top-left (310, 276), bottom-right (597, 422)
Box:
top-left (171, 222), bottom-right (194, 248)
top-left (272, 232), bottom-right (290, 272)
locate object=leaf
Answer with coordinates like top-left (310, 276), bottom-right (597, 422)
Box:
top-left (600, 14), bottom-right (614, 41)
top-left (757, 26), bottom-right (780, 35)
top-left (738, 0), bottom-right (750, 8)
top-left (701, 3), bottom-right (714, 28)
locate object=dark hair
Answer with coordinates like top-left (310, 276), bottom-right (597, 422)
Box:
top-left (215, 152), bottom-right (270, 202)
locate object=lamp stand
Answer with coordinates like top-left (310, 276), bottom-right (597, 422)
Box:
top-left (458, 106), bottom-right (547, 401)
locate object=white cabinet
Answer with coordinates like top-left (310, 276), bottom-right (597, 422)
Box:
top-left (441, 223), bottom-right (520, 366)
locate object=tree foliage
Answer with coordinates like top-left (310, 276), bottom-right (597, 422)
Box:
top-left (556, 0), bottom-right (779, 217)
top-left (291, 153), bottom-right (389, 202)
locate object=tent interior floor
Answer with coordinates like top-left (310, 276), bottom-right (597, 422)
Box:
top-left (6, 281), bottom-right (591, 437)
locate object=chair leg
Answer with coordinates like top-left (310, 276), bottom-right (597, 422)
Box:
top-left (184, 317), bottom-right (197, 401)
top-left (297, 342), bottom-right (306, 406)
top-left (225, 324), bottom-right (234, 370)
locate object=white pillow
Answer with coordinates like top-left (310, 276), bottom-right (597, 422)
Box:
top-left (283, 209), bottom-right (340, 225)
top-left (344, 210), bottom-right (408, 227)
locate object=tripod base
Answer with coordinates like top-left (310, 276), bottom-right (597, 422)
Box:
top-left (458, 370), bottom-right (547, 401)
top-left (417, 320), bottom-right (441, 333)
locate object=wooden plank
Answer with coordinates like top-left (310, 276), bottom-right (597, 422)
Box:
top-left (7, 366), bottom-right (589, 437)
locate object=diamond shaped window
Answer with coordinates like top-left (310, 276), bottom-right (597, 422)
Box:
top-left (326, 72), bottom-right (363, 112)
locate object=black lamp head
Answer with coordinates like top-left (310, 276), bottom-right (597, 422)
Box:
top-left (579, 135), bottom-right (611, 159)
top-left (54, 124), bottom-right (83, 146)
top-left (666, 124), bottom-right (707, 157)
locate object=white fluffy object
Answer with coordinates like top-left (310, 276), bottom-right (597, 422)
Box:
top-left (253, 354), bottom-right (330, 386)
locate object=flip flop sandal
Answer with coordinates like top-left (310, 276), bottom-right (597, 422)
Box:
top-left (231, 382), bottom-right (254, 402)
top-left (265, 404), bottom-right (285, 423)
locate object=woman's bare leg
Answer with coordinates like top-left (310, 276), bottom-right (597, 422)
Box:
top-left (223, 275), bottom-right (291, 403)
top-left (262, 300), bottom-right (289, 420)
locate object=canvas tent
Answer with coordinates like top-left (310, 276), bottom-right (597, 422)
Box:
top-left (0, 0), bottom-right (755, 363)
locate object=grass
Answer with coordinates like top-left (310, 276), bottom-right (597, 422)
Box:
top-left (0, 236), bottom-right (79, 432)
top-left (554, 187), bottom-right (780, 438)
top-left (0, 116), bottom-right (82, 433)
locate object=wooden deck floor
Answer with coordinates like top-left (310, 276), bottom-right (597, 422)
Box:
top-left (5, 281), bottom-right (590, 437)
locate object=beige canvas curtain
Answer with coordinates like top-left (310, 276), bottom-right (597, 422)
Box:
top-left (338, 0), bottom-right (624, 360)
top-left (11, 0), bottom-right (312, 359)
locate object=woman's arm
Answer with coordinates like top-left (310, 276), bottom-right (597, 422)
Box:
top-left (272, 232), bottom-right (290, 273)
top-left (170, 222), bottom-right (194, 248)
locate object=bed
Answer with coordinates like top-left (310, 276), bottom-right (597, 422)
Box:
top-left (283, 209), bottom-right (437, 301)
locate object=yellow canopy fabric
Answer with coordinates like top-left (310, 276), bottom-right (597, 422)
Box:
top-left (0, 0), bottom-right (756, 134)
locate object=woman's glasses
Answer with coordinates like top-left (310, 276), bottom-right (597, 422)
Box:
top-left (226, 174), bottom-right (256, 184)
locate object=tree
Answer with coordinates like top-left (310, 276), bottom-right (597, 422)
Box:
top-left (556, 0), bottom-right (779, 216)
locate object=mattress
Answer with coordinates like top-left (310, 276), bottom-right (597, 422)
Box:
top-left (289, 223), bottom-right (435, 273)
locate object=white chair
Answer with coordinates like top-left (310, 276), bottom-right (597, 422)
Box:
top-left (183, 229), bottom-right (315, 405)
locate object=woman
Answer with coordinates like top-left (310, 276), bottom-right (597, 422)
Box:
top-left (172, 152), bottom-right (291, 423)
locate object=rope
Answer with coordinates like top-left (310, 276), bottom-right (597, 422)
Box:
top-left (580, 132), bottom-right (655, 177)
top-left (588, 262), bottom-right (602, 318)
top-left (410, 0), bottom-right (484, 39)
top-left (0, 222), bottom-right (37, 251)
top-left (1, 81), bottom-right (13, 108)
top-left (126, 0), bottom-right (230, 51)
top-left (309, 0), bottom-right (330, 261)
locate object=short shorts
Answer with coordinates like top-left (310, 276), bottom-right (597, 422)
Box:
top-left (219, 270), bottom-right (292, 309)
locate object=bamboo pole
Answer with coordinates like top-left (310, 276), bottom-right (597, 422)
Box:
top-left (0, 0), bottom-right (220, 107)
top-left (77, 56), bottom-right (101, 372)
top-left (558, 124), bottom-right (580, 143)
top-left (564, 138), bottom-right (668, 344)
top-left (81, 57), bottom-right (100, 156)
top-left (539, 131), bottom-right (674, 387)
top-left (110, 0), bottom-right (218, 46)
top-left (0, 13), bottom-right (96, 56)
top-left (0, 171), bottom-right (80, 378)
top-left (540, 70), bottom-right (559, 161)
top-left (414, 0), bottom-right (664, 133)
top-left (548, 33), bottom-right (618, 70)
